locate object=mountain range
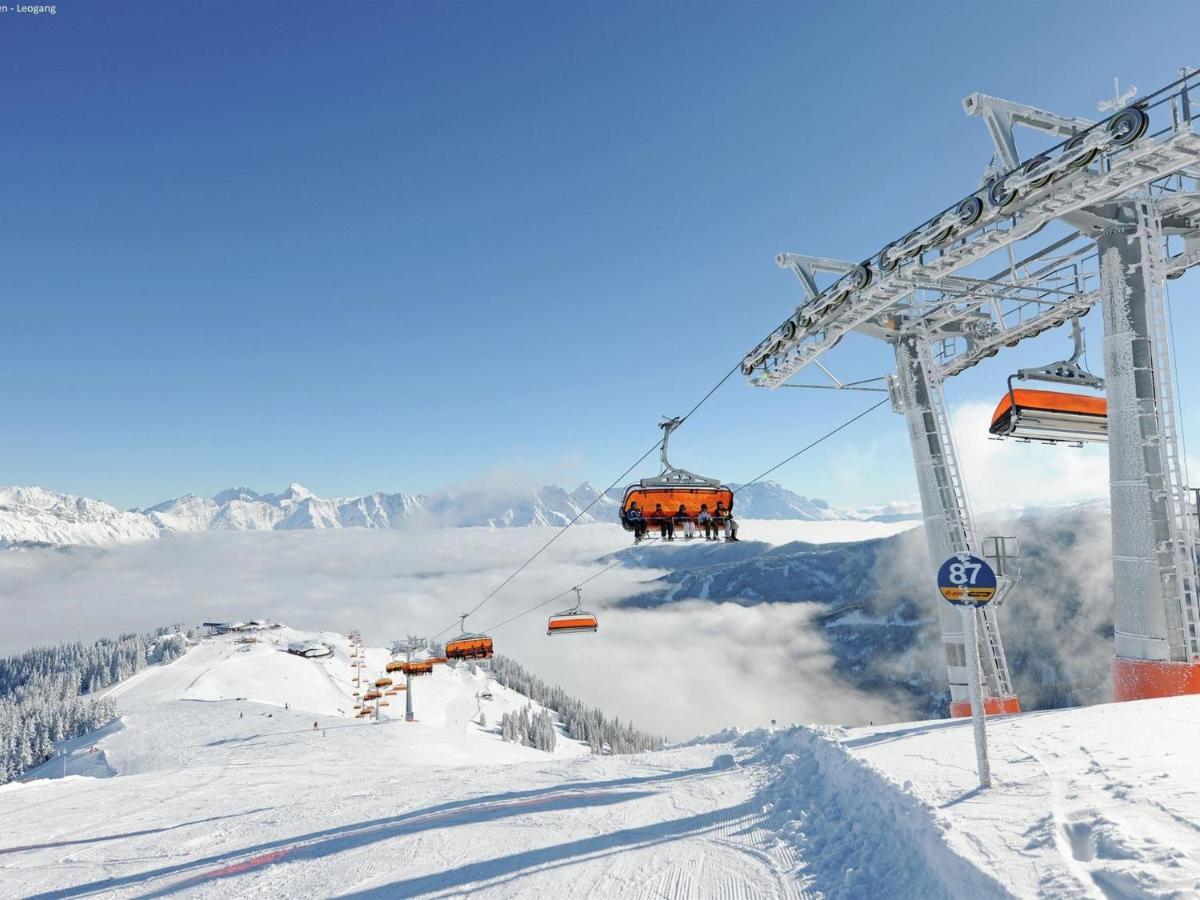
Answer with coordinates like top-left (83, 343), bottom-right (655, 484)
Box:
top-left (0, 480), bottom-right (898, 548)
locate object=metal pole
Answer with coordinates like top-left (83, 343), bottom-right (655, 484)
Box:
top-left (961, 606), bottom-right (992, 789)
top-left (405, 635), bottom-right (415, 722)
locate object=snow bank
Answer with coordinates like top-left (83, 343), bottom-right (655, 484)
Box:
top-left (744, 725), bottom-right (1013, 899)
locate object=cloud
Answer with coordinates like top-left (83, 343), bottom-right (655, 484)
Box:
top-left (0, 525), bottom-right (904, 739)
top-left (950, 400), bottom-right (1109, 511)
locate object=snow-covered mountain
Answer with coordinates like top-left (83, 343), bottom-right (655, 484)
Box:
top-left (0, 487), bottom-right (160, 547)
top-left (0, 481), bottom-right (861, 547)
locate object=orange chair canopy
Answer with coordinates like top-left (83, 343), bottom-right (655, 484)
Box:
top-left (446, 636), bottom-right (495, 660)
top-left (375, 678), bottom-right (393, 688)
top-left (990, 388), bottom-right (1107, 444)
top-left (385, 660), bottom-right (405, 673)
top-left (620, 486), bottom-right (733, 530)
top-left (547, 612), bottom-right (599, 635)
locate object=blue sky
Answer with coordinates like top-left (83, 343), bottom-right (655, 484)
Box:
top-left (2, 1), bottom-right (1198, 511)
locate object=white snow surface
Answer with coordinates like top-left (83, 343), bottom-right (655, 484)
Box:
top-left (3, 631), bottom-right (1198, 897)
top-left (1, 631), bottom-right (804, 898)
top-left (0, 487), bottom-right (160, 547)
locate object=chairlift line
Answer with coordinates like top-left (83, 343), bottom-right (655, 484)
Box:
top-left (483, 538), bottom-right (661, 634)
top-left (735, 398), bottom-right (890, 494)
top-left (431, 362), bottom-right (743, 641)
top-left (479, 395), bottom-right (897, 637)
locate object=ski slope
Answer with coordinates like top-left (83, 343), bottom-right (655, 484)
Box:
top-left (3, 630), bottom-right (1198, 898)
top-left (0, 632), bottom-right (802, 898)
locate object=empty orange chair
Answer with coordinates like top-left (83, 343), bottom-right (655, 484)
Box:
top-left (990, 388), bottom-right (1106, 444)
top-left (547, 587), bottom-right (599, 636)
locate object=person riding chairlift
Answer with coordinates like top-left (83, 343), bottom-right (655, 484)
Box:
top-left (625, 501), bottom-right (648, 542)
top-left (697, 503), bottom-right (715, 541)
top-left (714, 501), bottom-right (739, 542)
top-left (675, 503), bottom-right (695, 540)
top-left (651, 503), bottom-right (675, 540)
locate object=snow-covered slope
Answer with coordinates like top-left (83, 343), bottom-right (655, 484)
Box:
top-left (0, 481), bottom-right (863, 546)
top-left (742, 696), bottom-right (1200, 898)
top-left (1, 630), bottom-right (800, 898)
top-left (5, 627), bottom-right (1198, 898)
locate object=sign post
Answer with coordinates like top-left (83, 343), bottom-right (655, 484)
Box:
top-left (937, 553), bottom-right (997, 790)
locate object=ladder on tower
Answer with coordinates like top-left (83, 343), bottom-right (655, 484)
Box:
top-left (1140, 203), bottom-right (1200, 661)
top-left (921, 341), bottom-right (1016, 700)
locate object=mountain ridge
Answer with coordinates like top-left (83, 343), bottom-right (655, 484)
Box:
top-left (0, 480), bottom-right (877, 547)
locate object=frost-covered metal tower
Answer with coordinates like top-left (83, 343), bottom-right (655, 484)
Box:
top-left (742, 71), bottom-right (1200, 714)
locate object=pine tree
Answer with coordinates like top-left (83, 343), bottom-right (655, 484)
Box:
top-left (0, 625), bottom-right (195, 784)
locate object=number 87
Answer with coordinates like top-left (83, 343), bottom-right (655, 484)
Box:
top-left (948, 562), bottom-right (981, 585)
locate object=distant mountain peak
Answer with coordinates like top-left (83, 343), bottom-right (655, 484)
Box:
top-left (0, 481), bottom-right (863, 547)
top-left (211, 486), bottom-right (261, 504)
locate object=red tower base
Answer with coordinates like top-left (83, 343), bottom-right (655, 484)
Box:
top-left (949, 695), bottom-right (1021, 718)
top-left (1113, 658), bottom-right (1200, 702)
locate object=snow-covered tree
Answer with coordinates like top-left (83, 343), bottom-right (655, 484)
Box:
top-left (0, 626), bottom-right (193, 784)
top-left (488, 656), bottom-right (662, 755)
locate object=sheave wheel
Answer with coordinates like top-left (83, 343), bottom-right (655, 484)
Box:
top-left (1108, 106), bottom-right (1149, 146)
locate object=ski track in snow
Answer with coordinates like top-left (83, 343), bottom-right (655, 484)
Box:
top-left (0, 634), bottom-right (807, 899)
top-left (6, 629), bottom-right (1200, 899)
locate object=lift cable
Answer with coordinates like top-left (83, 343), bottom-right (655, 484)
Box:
top-left (734, 397), bottom-right (890, 494)
top-left (482, 539), bottom-right (660, 633)
top-left (470, 397), bottom-right (890, 638)
top-left (431, 362), bottom-right (744, 639)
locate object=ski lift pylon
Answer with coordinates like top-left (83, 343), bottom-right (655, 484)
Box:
top-left (547, 586), bottom-right (599, 636)
top-left (620, 417), bottom-right (733, 531)
top-left (989, 317), bottom-right (1107, 445)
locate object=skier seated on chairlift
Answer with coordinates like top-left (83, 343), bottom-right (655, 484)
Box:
top-left (675, 503), bottom-right (695, 540)
top-left (625, 501), bottom-right (648, 542)
top-left (714, 501), bottom-right (739, 542)
top-left (697, 503), bottom-right (715, 541)
top-left (651, 503), bottom-right (675, 540)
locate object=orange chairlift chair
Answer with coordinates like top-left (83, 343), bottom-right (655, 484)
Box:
top-left (547, 586), bottom-right (599, 636)
top-left (445, 614), bottom-right (495, 661)
top-left (620, 417), bottom-right (733, 538)
top-left (400, 660), bottom-right (434, 677)
top-left (989, 317), bottom-right (1106, 445)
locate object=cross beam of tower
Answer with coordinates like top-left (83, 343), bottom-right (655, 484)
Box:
top-left (744, 70), bottom-right (1200, 715)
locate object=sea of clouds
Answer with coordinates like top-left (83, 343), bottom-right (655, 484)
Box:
top-left (0, 523), bottom-right (904, 739)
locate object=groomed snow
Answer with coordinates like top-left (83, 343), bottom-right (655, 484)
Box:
top-left (0, 632), bottom-right (801, 898)
top-left (3, 632), bottom-right (1198, 897)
